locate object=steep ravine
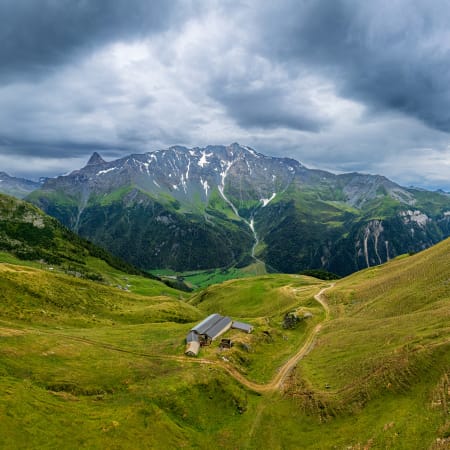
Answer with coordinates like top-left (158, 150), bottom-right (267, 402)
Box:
top-left (218, 159), bottom-right (260, 261)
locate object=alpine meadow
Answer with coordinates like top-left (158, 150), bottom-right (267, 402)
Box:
top-left (1, 1), bottom-right (450, 449)
top-left (0, 191), bottom-right (449, 448)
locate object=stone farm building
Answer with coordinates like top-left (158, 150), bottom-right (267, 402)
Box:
top-left (185, 313), bottom-right (254, 356)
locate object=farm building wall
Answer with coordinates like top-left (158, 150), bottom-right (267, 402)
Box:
top-left (186, 331), bottom-right (199, 343)
top-left (185, 341), bottom-right (200, 357)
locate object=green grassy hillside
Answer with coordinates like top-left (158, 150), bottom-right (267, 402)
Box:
top-left (0, 263), bottom-right (195, 327)
top-left (0, 236), bottom-right (449, 448)
top-left (0, 192), bottom-right (194, 293)
top-left (29, 185), bottom-right (254, 272)
top-left (190, 275), bottom-right (326, 383)
top-left (247, 242), bottom-right (450, 449)
top-left (0, 193), bottom-right (150, 279)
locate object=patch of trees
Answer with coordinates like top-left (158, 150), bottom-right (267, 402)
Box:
top-left (299, 269), bottom-right (340, 280)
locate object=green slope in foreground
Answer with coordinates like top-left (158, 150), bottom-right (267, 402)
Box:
top-left (0, 238), bottom-right (449, 448)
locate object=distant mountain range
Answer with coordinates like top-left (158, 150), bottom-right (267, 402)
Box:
top-left (18, 143), bottom-right (450, 275)
top-left (0, 172), bottom-right (40, 198)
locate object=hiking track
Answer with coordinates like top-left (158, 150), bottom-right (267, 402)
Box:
top-left (0, 284), bottom-right (334, 394)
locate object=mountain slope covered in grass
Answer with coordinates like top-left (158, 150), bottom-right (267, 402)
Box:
top-left (0, 235), bottom-right (449, 448)
top-left (28, 144), bottom-right (450, 276)
top-left (255, 242), bottom-right (450, 449)
top-left (0, 193), bottom-right (193, 291)
top-left (0, 193), bottom-right (147, 278)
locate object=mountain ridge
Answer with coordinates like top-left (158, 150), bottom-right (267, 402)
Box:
top-left (0, 171), bottom-right (40, 198)
top-left (27, 143), bottom-right (450, 275)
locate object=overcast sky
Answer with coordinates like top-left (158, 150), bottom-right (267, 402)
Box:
top-left (2, 0), bottom-right (450, 189)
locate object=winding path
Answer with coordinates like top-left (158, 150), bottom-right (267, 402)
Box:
top-left (217, 283), bottom-right (334, 393)
top-left (0, 283), bottom-right (334, 394)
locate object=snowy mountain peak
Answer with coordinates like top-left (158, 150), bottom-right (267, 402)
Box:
top-left (40, 143), bottom-right (416, 215)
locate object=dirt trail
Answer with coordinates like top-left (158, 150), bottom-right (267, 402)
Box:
top-left (58, 284), bottom-right (333, 392)
top-left (94, 284), bottom-right (331, 391)
top-left (244, 284), bottom-right (334, 448)
top-left (188, 283), bottom-right (335, 393)
top-left (0, 284), bottom-right (334, 394)
top-left (216, 283), bottom-right (334, 393)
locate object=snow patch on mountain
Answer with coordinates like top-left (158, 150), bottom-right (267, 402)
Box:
top-left (245, 159), bottom-right (252, 175)
top-left (243, 146), bottom-right (259, 158)
top-left (97, 167), bottom-right (117, 176)
top-left (218, 162), bottom-right (232, 199)
top-left (200, 178), bottom-right (209, 196)
top-left (185, 159), bottom-right (191, 181)
top-left (198, 150), bottom-right (212, 167)
top-left (261, 193), bottom-right (276, 207)
top-left (180, 174), bottom-right (187, 193)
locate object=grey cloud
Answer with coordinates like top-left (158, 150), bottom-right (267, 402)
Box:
top-left (242, 112), bottom-right (450, 186)
top-left (0, 0), bottom-right (182, 81)
top-left (211, 81), bottom-right (328, 132)
top-left (3, 0), bottom-right (450, 190)
top-left (254, 0), bottom-right (450, 133)
top-left (0, 137), bottom-right (126, 159)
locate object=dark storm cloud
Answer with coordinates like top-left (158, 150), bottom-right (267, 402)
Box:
top-left (2, 0), bottom-right (450, 188)
top-left (254, 0), bottom-right (450, 132)
top-left (0, 136), bottom-right (124, 158)
top-left (0, 0), bottom-right (181, 81)
top-left (211, 80), bottom-right (328, 132)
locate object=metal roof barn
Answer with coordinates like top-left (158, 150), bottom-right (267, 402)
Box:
top-left (191, 313), bottom-right (222, 335)
top-left (186, 331), bottom-right (199, 343)
top-left (205, 316), bottom-right (232, 340)
top-left (231, 321), bottom-right (254, 333)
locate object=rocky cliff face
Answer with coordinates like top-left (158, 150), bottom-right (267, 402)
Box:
top-left (28, 143), bottom-right (450, 275)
